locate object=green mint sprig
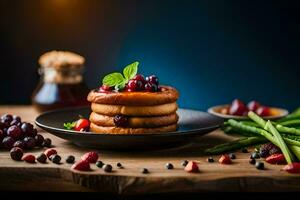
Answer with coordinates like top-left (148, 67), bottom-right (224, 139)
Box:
top-left (63, 121), bottom-right (76, 130)
top-left (102, 61), bottom-right (139, 90)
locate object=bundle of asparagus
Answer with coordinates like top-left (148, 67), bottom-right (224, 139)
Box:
top-left (206, 108), bottom-right (300, 163)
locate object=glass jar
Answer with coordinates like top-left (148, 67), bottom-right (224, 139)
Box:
top-left (31, 51), bottom-right (90, 112)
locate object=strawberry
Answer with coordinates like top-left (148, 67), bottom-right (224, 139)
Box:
top-left (22, 154), bottom-right (36, 163)
top-left (74, 119), bottom-right (90, 132)
top-left (81, 151), bottom-right (99, 163)
top-left (184, 161), bottom-right (199, 173)
top-left (266, 153), bottom-right (286, 164)
top-left (219, 154), bottom-right (232, 164)
top-left (44, 148), bottom-right (57, 158)
top-left (71, 160), bottom-right (91, 171)
top-left (282, 162), bottom-right (300, 173)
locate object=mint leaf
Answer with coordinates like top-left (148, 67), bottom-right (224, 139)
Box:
top-left (114, 81), bottom-right (126, 91)
top-left (123, 61), bottom-right (139, 81)
top-left (102, 72), bottom-right (125, 87)
top-left (64, 121), bottom-right (76, 130)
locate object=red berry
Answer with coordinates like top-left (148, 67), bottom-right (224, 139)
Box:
top-left (34, 134), bottom-right (44, 146)
top-left (229, 99), bottom-right (248, 116)
top-left (256, 106), bottom-right (271, 117)
top-left (247, 101), bottom-right (261, 111)
top-left (44, 148), bottom-right (57, 158)
top-left (266, 153), bottom-right (286, 164)
top-left (74, 119), bottom-right (90, 132)
top-left (99, 85), bottom-right (111, 93)
top-left (13, 140), bottom-right (26, 149)
top-left (71, 160), bottom-right (91, 171)
top-left (146, 75), bottom-right (159, 85)
top-left (10, 147), bottom-right (23, 161)
top-left (219, 154), bottom-right (232, 164)
top-left (7, 125), bottom-right (22, 139)
top-left (2, 136), bottom-right (15, 149)
top-left (81, 151), bottom-right (99, 163)
top-left (127, 79), bottom-right (138, 91)
top-left (22, 154), bottom-right (36, 163)
top-left (145, 83), bottom-right (158, 92)
top-left (23, 137), bottom-right (36, 149)
top-left (282, 162), bottom-right (300, 173)
top-left (184, 161), bottom-right (199, 173)
top-left (133, 74), bottom-right (145, 83)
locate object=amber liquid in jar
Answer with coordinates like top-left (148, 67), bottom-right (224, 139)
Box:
top-left (32, 67), bottom-right (90, 113)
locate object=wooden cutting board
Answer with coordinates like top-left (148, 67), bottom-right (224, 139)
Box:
top-left (0, 106), bottom-right (299, 193)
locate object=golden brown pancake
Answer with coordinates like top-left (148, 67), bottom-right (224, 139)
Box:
top-left (87, 86), bottom-right (179, 106)
top-left (89, 112), bottom-right (179, 128)
top-left (91, 102), bottom-right (178, 116)
top-left (90, 123), bottom-right (178, 134)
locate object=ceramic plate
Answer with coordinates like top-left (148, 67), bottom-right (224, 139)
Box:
top-left (207, 104), bottom-right (289, 120)
top-left (35, 107), bottom-right (223, 150)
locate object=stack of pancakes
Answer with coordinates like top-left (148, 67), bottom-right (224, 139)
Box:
top-left (87, 86), bottom-right (179, 134)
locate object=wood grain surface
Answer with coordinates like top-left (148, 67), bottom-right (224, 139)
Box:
top-left (0, 106), bottom-right (299, 193)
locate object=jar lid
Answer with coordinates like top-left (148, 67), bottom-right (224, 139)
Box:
top-left (38, 50), bottom-right (85, 69)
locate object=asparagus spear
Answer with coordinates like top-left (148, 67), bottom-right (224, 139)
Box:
top-left (276, 124), bottom-right (300, 136)
top-left (265, 121), bottom-right (293, 164)
top-left (205, 137), bottom-right (267, 155)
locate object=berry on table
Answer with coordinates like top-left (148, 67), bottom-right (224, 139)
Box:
top-left (229, 153), bottom-right (236, 159)
top-left (66, 155), bottom-right (75, 164)
top-left (72, 160), bottom-right (91, 171)
top-left (103, 164), bottom-right (113, 172)
top-left (96, 161), bottom-right (104, 168)
top-left (43, 138), bottom-right (52, 147)
top-left (44, 148), bottom-right (57, 158)
top-left (255, 161), bottom-right (265, 170)
top-left (23, 137), bottom-right (36, 149)
top-left (81, 151), bottom-right (99, 163)
top-left (10, 147), bottom-right (23, 161)
top-left (22, 154), bottom-right (36, 163)
top-left (51, 155), bottom-right (61, 164)
top-left (181, 160), bottom-right (188, 167)
top-left (141, 168), bottom-right (149, 174)
top-left (249, 158), bottom-right (256, 165)
top-left (219, 154), bottom-right (232, 164)
top-left (207, 157), bottom-right (214, 163)
top-left (34, 134), bottom-right (44, 147)
top-left (116, 162), bottom-right (123, 168)
top-left (36, 153), bottom-right (47, 163)
top-left (184, 161), bottom-right (199, 173)
top-left (250, 152), bottom-right (260, 159)
top-left (165, 163), bottom-right (174, 170)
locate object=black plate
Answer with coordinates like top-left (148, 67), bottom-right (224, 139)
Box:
top-left (35, 107), bottom-right (223, 150)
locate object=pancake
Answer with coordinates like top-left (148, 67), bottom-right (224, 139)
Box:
top-left (87, 86), bottom-right (179, 106)
top-left (91, 102), bottom-right (178, 116)
top-left (89, 112), bottom-right (179, 128)
top-left (90, 123), bottom-right (178, 134)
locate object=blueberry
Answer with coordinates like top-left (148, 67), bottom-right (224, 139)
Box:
top-left (229, 153), bottom-right (236, 159)
top-left (103, 164), bottom-right (112, 172)
top-left (249, 158), bottom-right (256, 165)
top-left (113, 115), bottom-right (129, 127)
top-left (43, 138), bottom-right (52, 147)
top-left (241, 147), bottom-right (248, 153)
top-left (141, 168), bottom-right (149, 174)
top-left (51, 155), bottom-right (61, 164)
top-left (181, 160), bottom-right (188, 166)
top-left (250, 152), bottom-right (260, 159)
top-left (37, 153), bottom-right (47, 163)
top-left (116, 162), bottom-right (122, 168)
top-left (165, 163), bottom-right (174, 170)
top-left (207, 157), bottom-right (214, 163)
top-left (255, 161), bottom-right (264, 170)
top-left (96, 161), bottom-right (104, 168)
top-left (66, 155), bottom-right (75, 164)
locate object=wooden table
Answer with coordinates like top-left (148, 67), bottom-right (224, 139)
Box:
top-left (0, 106), bottom-right (299, 193)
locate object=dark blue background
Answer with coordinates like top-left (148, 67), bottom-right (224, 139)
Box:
top-left (1, 0), bottom-right (299, 111)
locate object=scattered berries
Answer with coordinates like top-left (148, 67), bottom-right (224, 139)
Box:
top-left (228, 153), bottom-right (236, 159)
top-left (81, 151), bottom-right (99, 163)
top-left (43, 138), bottom-right (52, 147)
top-left (51, 155), bottom-right (61, 164)
top-left (22, 154), bottom-right (36, 163)
top-left (265, 154), bottom-right (286, 164)
top-left (165, 163), bottom-right (174, 170)
top-left (10, 147), bottom-right (23, 161)
top-left (116, 162), bottom-right (123, 168)
top-left (282, 163), bottom-right (300, 173)
top-left (181, 160), bottom-right (188, 167)
top-left (72, 160), bottom-right (91, 171)
top-left (219, 154), bottom-right (232, 164)
top-left (207, 157), bottom-right (214, 163)
top-left (250, 152), bottom-right (260, 159)
top-left (96, 161), bottom-right (104, 168)
top-left (255, 161), bottom-right (265, 170)
top-left (249, 158), bottom-right (256, 165)
top-left (103, 164), bottom-right (113, 172)
top-left (141, 168), bottom-right (149, 174)
top-left (66, 155), bottom-right (75, 164)
top-left (44, 148), bottom-right (57, 158)
top-left (184, 161), bottom-right (199, 173)
top-left (36, 153), bottom-right (47, 163)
